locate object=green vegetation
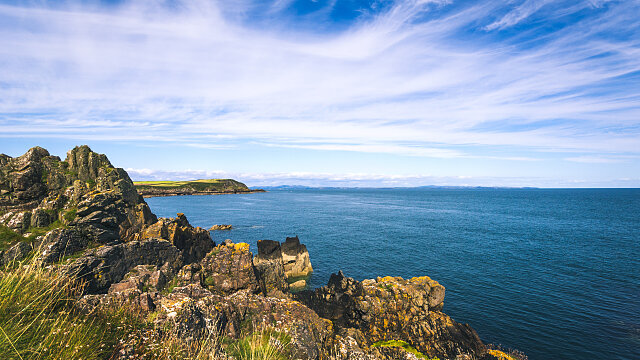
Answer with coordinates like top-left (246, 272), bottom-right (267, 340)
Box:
top-left (227, 328), bottom-right (291, 360)
top-left (1, 220), bottom-right (65, 251)
top-left (63, 208), bottom-right (77, 222)
top-left (0, 225), bottom-right (24, 250)
top-left (0, 257), bottom-right (113, 359)
top-left (134, 179), bottom-right (249, 192)
top-left (25, 220), bottom-right (65, 240)
top-left (371, 340), bottom-right (440, 360)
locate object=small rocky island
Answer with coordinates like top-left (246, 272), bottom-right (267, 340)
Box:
top-left (134, 179), bottom-right (265, 197)
top-left (0, 146), bottom-right (519, 360)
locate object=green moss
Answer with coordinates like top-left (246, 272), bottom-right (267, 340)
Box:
top-left (204, 275), bottom-right (215, 287)
top-left (372, 340), bottom-right (440, 360)
top-left (0, 225), bottom-right (24, 250)
top-left (63, 208), bottom-right (77, 222)
top-left (161, 276), bottom-right (179, 295)
top-left (24, 220), bottom-right (65, 241)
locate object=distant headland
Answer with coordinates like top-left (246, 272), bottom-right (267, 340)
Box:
top-left (134, 179), bottom-right (265, 197)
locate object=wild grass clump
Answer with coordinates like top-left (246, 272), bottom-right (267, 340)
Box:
top-left (227, 327), bottom-right (291, 360)
top-left (148, 326), bottom-right (228, 360)
top-left (0, 258), bottom-right (111, 360)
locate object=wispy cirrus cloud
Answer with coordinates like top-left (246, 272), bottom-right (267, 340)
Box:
top-left (0, 0), bottom-right (639, 184)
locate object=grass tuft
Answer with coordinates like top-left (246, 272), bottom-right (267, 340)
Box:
top-left (0, 257), bottom-right (112, 360)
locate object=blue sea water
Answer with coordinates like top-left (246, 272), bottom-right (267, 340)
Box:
top-left (146, 188), bottom-right (640, 360)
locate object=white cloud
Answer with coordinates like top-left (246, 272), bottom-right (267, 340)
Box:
top-left (0, 0), bottom-right (638, 159)
top-left (124, 167), bottom-right (640, 188)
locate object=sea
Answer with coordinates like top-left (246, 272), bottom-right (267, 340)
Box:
top-left (145, 188), bottom-right (640, 360)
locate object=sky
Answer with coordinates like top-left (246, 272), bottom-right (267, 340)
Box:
top-left (0, 0), bottom-right (639, 188)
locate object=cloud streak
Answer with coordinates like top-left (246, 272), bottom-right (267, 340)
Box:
top-left (0, 0), bottom-right (639, 170)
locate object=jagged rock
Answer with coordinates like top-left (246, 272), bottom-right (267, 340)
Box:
top-left (0, 241), bottom-right (34, 267)
top-left (281, 235), bottom-right (313, 279)
top-left (66, 145), bottom-right (112, 183)
top-left (199, 241), bottom-right (259, 295)
top-left (140, 213), bottom-right (213, 264)
top-left (67, 239), bottom-right (183, 294)
top-left (40, 227), bottom-right (93, 263)
top-left (6, 211), bottom-right (31, 233)
top-left (296, 271), bottom-right (486, 360)
top-left (30, 208), bottom-right (53, 228)
top-left (209, 224), bottom-right (232, 230)
top-left (253, 239), bottom-right (289, 295)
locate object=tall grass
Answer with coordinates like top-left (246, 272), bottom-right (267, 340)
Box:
top-left (0, 258), bottom-right (111, 360)
top-left (227, 327), bottom-right (291, 360)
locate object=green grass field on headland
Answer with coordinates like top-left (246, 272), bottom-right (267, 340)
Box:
top-left (133, 179), bottom-right (263, 197)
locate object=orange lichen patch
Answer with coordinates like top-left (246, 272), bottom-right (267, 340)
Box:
top-left (233, 242), bottom-right (250, 252)
top-left (487, 350), bottom-right (515, 360)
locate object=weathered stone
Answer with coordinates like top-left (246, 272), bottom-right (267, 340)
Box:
top-left (253, 239), bottom-right (289, 295)
top-left (67, 238), bottom-right (183, 294)
top-left (281, 235), bottom-right (313, 279)
top-left (40, 227), bottom-right (93, 263)
top-left (209, 224), bottom-right (232, 231)
top-left (296, 271), bottom-right (486, 360)
top-left (30, 208), bottom-right (53, 228)
top-left (0, 241), bottom-right (33, 267)
top-left (289, 279), bottom-right (308, 291)
top-left (140, 213), bottom-right (213, 264)
top-left (200, 241), bottom-right (259, 295)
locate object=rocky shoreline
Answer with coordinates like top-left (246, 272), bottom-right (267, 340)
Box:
top-left (0, 146), bottom-right (519, 360)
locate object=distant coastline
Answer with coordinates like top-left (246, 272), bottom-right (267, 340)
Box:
top-left (133, 179), bottom-right (265, 198)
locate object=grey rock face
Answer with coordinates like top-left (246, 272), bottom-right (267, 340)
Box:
top-left (253, 239), bottom-right (289, 295)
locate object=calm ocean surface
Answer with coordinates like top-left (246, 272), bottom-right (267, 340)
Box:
top-left (146, 188), bottom-right (640, 360)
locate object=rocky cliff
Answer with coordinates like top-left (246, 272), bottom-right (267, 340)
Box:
top-left (0, 146), bottom-right (512, 360)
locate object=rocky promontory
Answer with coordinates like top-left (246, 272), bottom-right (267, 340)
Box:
top-left (0, 146), bottom-right (520, 360)
top-left (134, 179), bottom-right (265, 197)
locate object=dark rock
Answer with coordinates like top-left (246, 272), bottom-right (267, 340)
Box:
top-left (140, 213), bottom-right (213, 264)
top-left (199, 241), bottom-right (259, 295)
top-left (281, 235), bottom-right (313, 279)
top-left (0, 241), bottom-right (34, 267)
top-left (40, 227), bottom-right (92, 263)
top-left (67, 238), bottom-right (183, 294)
top-left (253, 239), bottom-right (289, 295)
top-left (296, 272), bottom-right (486, 360)
top-left (30, 208), bottom-right (53, 228)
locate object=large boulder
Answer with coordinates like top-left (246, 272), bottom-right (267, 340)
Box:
top-left (253, 239), bottom-right (289, 295)
top-left (296, 271), bottom-right (486, 360)
top-left (281, 235), bottom-right (313, 279)
top-left (199, 240), bottom-right (259, 295)
top-left (139, 213), bottom-right (213, 264)
top-left (66, 238), bottom-right (183, 294)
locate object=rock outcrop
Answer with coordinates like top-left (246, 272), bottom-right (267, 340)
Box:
top-left (253, 239), bottom-right (290, 295)
top-left (199, 240), bottom-right (259, 295)
top-left (282, 235), bottom-right (313, 279)
top-left (296, 271), bottom-right (487, 360)
top-left (0, 146), bottom-right (509, 360)
top-left (209, 224), bottom-right (232, 230)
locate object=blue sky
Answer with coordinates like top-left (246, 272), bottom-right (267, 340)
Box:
top-left (0, 0), bottom-right (639, 187)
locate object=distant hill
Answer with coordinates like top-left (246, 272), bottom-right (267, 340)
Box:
top-left (134, 179), bottom-right (265, 197)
